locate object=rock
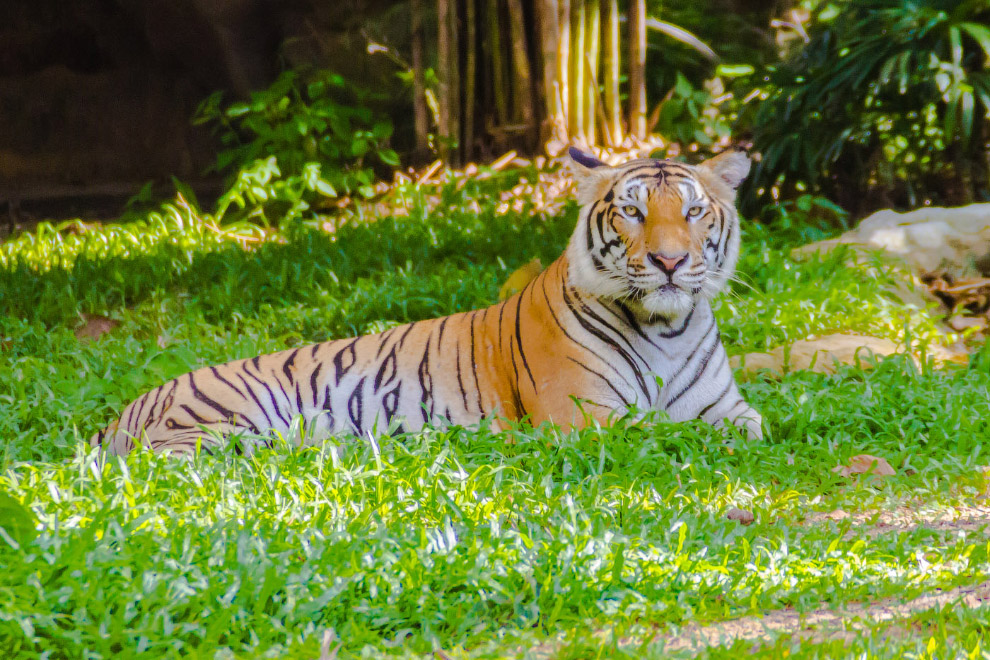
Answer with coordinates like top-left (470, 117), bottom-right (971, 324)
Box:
top-left (74, 314), bottom-right (119, 342)
top-left (795, 203), bottom-right (990, 278)
top-left (832, 454), bottom-right (896, 478)
top-left (730, 333), bottom-right (967, 378)
top-left (726, 507), bottom-right (755, 525)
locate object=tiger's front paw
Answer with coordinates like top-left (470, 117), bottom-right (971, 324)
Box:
top-left (736, 408), bottom-right (763, 440)
top-left (715, 408), bottom-right (763, 440)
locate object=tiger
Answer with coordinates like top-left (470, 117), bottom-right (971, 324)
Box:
top-left (90, 147), bottom-right (762, 455)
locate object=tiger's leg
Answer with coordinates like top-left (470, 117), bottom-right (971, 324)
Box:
top-left (664, 337), bottom-right (763, 440)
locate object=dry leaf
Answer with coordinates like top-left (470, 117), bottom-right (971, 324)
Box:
top-left (726, 507), bottom-right (755, 525)
top-left (74, 314), bottom-right (119, 342)
top-left (832, 454), bottom-right (896, 478)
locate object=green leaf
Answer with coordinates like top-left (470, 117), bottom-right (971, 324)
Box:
top-left (314, 179), bottom-right (337, 197)
top-left (372, 121), bottom-right (394, 140)
top-left (959, 22), bottom-right (990, 59)
top-left (0, 492), bottom-right (37, 548)
top-left (378, 149), bottom-right (400, 167)
top-left (716, 63), bottom-right (754, 78)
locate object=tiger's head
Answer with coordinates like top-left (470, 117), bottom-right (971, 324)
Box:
top-left (565, 148), bottom-right (751, 321)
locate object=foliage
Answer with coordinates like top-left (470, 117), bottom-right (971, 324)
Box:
top-left (653, 73), bottom-right (733, 147)
top-left (2, 168), bottom-right (986, 656)
top-left (747, 0), bottom-right (990, 213)
top-left (194, 70), bottom-right (399, 223)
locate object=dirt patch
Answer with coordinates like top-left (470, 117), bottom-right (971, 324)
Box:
top-left (805, 505), bottom-right (990, 540)
top-left (654, 579), bottom-right (990, 653)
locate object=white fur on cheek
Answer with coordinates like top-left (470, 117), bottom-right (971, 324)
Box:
top-left (565, 210), bottom-right (629, 299)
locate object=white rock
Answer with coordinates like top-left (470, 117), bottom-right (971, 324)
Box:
top-left (795, 203), bottom-right (990, 276)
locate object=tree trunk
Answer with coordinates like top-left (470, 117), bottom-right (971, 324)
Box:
top-left (464, 0), bottom-right (477, 160)
top-left (569, 0), bottom-right (586, 143)
top-left (602, 0), bottom-right (621, 146)
top-left (628, 0), bottom-right (647, 140)
top-left (410, 0), bottom-right (429, 158)
top-left (486, 0), bottom-right (508, 127)
top-left (437, 0), bottom-right (458, 161)
top-left (583, 0), bottom-right (599, 146)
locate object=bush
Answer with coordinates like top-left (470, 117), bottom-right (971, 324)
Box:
top-left (194, 70), bottom-right (399, 224)
top-left (746, 0), bottom-right (990, 215)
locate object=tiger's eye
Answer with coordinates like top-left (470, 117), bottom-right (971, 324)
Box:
top-left (687, 205), bottom-right (704, 217)
top-left (623, 205), bottom-right (641, 218)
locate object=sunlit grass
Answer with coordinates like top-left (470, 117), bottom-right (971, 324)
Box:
top-left (1, 173), bottom-right (988, 657)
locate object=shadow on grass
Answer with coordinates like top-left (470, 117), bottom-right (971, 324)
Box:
top-left (0, 206), bottom-right (577, 329)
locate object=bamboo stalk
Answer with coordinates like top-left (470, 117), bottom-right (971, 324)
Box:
top-left (556, 0), bottom-right (570, 136)
top-left (602, 0), bottom-right (621, 146)
top-left (569, 0), bottom-right (586, 143)
top-left (464, 0), bottom-right (477, 160)
top-left (537, 0), bottom-right (564, 143)
top-left (584, 53), bottom-right (609, 147)
top-left (584, 0), bottom-right (599, 146)
top-left (628, 0), bottom-right (647, 139)
top-left (507, 0), bottom-right (535, 145)
top-left (410, 0), bottom-right (429, 157)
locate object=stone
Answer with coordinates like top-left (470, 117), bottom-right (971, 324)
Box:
top-left (794, 203), bottom-right (990, 278)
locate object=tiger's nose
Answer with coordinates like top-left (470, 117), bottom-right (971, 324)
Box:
top-left (648, 251), bottom-right (689, 275)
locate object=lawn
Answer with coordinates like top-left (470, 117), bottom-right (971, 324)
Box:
top-left (2, 167), bottom-right (990, 658)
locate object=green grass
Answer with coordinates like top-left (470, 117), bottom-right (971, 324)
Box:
top-left (2, 170), bottom-right (989, 658)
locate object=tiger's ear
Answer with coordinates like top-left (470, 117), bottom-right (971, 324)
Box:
top-left (698, 149), bottom-right (751, 192)
top-left (567, 147), bottom-right (616, 205)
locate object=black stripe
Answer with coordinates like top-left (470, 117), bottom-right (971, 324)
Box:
top-left (310, 363), bottom-right (323, 406)
top-left (211, 366), bottom-right (247, 399)
top-left (563, 285), bottom-right (650, 397)
top-left (189, 372), bottom-right (237, 421)
top-left (455, 337), bottom-right (469, 412)
top-left (507, 341), bottom-right (528, 416)
top-left (333, 339), bottom-right (359, 386)
top-left (347, 377), bottom-right (365, 430)
top-left (282, 348), bottom-right (301, 383)
top-left (374, 346), bottom-right (398, 392)
top-left (468, 311), bottom-right (484, 414)
top-left (397, 323), bottom-right (417, 349)
top-left (417, 341), bottom-right (433, 422)
top-left (573, 288), bottom-right (652, 368)
top-left (540, 268), bottom-right (634, 391)
top-left (376, 327), bottom-right (398, 358)
top-left (514, 294), bottom-right (537, 391)
top-left (666, 329), bottom-right (721, 407)
top-left (244, 369), bottom-right (290, 426)
top-left (125, 391), bottom-right (148, 434)
top-left (437, 316), bottom-right (450, 347)
top-left (382, 383), bottom-right (401, 423)
top-left (697, 380), bottom-right (733, 418)
top-left (567, 357), bottom-right (632, 406)
top-left (236, 373), bottom-right (275, 428)
top-left (656, 305), bottom-right (696, 338)
top-left (179, 404), bottom-right (211, 425)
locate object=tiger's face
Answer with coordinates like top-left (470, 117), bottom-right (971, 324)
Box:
top-left (566, 148), bottom-right (751, 320)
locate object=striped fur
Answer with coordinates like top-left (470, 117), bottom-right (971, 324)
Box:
top-left (91, 149), bottom-right (762, 455)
